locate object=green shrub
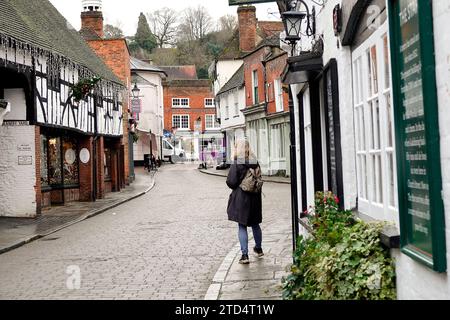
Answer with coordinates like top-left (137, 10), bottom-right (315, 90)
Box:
top-left (282, 192), bottom-right (396, 300)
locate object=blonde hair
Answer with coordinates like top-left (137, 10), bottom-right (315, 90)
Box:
top-left (233, 139), bottom-right (257, 164)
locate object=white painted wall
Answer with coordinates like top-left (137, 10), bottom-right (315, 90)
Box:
top-left (0, 125), bottom-right (37, 218)
top-left (391, 0), bottom-right (450, 300)
top-left (316, 0), bottom-right (357, 211)
top-left (213, 60), bottom-right (243, 96)
top-left (3, 89), bottom-right (27, 121)
top-left (132, 71), bottom-right (164, 161)
top-left (218, 87), bottom-right (246, 130)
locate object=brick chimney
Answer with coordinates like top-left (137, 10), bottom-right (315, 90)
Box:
top-left (238, 6), bottom-right (257, 52)
top-left (81, 0), bottom-right (104, 38)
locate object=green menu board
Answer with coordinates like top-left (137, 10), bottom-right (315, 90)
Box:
top-left (229, 0), bottom-right (276, 5)
top-left (388, 0), bottom-right (446, 272)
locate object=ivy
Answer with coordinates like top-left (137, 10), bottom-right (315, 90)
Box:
top-left (282, 191), bottom-right (397, 300)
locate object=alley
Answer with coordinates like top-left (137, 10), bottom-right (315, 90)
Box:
top-left (0, 164), bottom-right (291, 300)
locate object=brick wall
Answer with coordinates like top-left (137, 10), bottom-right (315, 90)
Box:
top-left (34, 126), bottom-right (41, 214)
top-left (96, 136), bottom-right (105, 199)
top-left (86, 38), bottom-right (131, 184)
top-left (79, 136), bottom-right (94, 201)
top-left (163, 80), bottom-right (215, 132)
top-left (238, 6), bottom-right (257, 52)
top-left (81, 11), bottom-right (104, 38)
top-left (243, 47), bottom-right (268, 108)
top-left (265, 53), bottom-right (289, 114)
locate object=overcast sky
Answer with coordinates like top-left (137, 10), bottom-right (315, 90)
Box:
top-left (49, 0), bottom-right (281, 36)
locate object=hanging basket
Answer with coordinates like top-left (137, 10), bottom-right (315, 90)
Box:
top-left (70, 76), bottom-right (101, 102)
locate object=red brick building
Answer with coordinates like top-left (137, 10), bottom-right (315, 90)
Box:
top-left (239, 6), bottom-right (290, 176)
top-left (161, 67), bottom-right (220, 162)
top-left (80, 1), bottom-right (132, 194)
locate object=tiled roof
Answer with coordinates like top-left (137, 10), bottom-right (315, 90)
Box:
top-left (158, 65), bottom-right (198, 80)
top-left (217, 65), bottom-right (244, 96)
top-left (130, 57), bottom-right (167, 75)
top-left (0, 0), bottom-right (122, 84)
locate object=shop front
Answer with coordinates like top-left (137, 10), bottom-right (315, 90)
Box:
top-left (40, 130), bottom-right (82, 207)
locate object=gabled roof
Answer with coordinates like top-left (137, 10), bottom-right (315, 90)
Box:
top-left (217, 65), bottom-right (244, 97)
top-left (0, 0), bottom-right (122, 85)
top-left (159, 65), bottom-right (198, 80)
top-left (130, 57), bottom-right (167, 76)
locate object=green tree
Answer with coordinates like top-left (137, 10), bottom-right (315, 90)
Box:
top-left (134, 13), bottom-right (157, 53)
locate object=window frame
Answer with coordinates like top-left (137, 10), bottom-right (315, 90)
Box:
top-left (205, 114), bottom-right (220, 130)
top-left (274, 79), bottom-right (284, 112)
top-left (172, 114), bottom-right (190, 130)
top-left (204, 98), bottom-right (214, 108)
top-left (252, 70), bottom-right (259, 105)
top-left (172, 98), bottom-right (190, 108)
top-left (352, 21), bottom-right (398, 223)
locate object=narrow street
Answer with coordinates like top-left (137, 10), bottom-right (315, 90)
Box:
top-left (0, 164), bottom-right (291, 300)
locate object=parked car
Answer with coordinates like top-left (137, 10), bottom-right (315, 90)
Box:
top-left (162, 138), bottom-right (185, 164)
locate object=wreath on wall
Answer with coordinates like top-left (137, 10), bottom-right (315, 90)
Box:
top-left (70, 76), bottom-right (101, 102)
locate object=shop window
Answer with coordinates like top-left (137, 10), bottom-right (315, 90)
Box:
top-left (48, 137), bottom-right (62, 185)
top-left (40, 135), bottom-right (49, 188)
top-left (352, 22), bottom-right (397, 222)
top-left (104, 148), bottom-right (112, 181)
top-left (40, 135), bottom-right (79, 188)
top-left (63, 137), bottom-right (79, 186)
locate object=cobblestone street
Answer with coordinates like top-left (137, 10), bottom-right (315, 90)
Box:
top-left (0, 164), bottom-right (291, 300)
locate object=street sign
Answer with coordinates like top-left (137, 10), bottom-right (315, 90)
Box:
top-left (229, 0), bottom-right (277, 5)
top-left (389, 0), bottom-right (446, 272)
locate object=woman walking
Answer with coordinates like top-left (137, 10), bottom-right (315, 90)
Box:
top-left (226, 139), bottom-right (264, 264)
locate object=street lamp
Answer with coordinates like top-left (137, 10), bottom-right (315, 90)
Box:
top-left (132, 83), bottom-right (141, 99)
top-left (281, 0), bottom-right (316, 54)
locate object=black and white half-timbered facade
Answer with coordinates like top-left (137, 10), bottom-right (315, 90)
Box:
top-left (0, 0), bottom-right (126, 217)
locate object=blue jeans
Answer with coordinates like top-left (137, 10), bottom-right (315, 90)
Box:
top-left (238, 224), bottom-right (262, 255)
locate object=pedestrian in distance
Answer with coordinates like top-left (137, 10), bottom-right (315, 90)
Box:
top-left (226, 139), bottom-right (264, 265)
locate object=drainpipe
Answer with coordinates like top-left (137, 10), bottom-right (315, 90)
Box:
top-left (288, 88), bottom-right (299, 255)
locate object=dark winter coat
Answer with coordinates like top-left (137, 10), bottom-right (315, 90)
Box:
top-left (226, 162), bottom-right (263, 227)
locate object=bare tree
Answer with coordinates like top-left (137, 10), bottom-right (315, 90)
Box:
top-left (178, 5), bottom-right (213, 42)
top-left (218, 14), bottom-right (237, 33)
top-left (147, 8), bottom-right (179, 48)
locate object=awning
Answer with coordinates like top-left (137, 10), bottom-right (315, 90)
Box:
top-left (283, 51), bottom-right (323, 85)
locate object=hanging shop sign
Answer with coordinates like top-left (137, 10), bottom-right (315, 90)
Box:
top-left (388, 0), bottom-right (446, 272)
top-left (131, 98), bottom-right (142, 114)
top-left (229, 0), bottom-right (276, 5)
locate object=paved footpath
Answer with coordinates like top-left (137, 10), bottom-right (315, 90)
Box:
top-left (0, 164), bottom-right (292, 300)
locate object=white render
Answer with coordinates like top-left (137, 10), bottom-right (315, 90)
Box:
top-left (0, 125), bottom-right (37, 217)
top-left (293, 0), bottom-right (450, 299)
top-left (390, 0), bottom-right (450, 300)
top-left (212, 60), bottom-right (243, 96)
top-left (217, 86), bottom-right (246, 162)
top-left (132, 71), bottom-right (165, 161)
